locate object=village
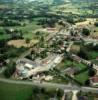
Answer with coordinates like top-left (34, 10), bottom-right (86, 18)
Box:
top-left (1, 0), bottom-right (98, 100)
top-left (10, 18), bottom-right (98, 88)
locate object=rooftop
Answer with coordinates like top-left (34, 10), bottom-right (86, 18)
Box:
top-left (90, 76), bottom-right (98, 83)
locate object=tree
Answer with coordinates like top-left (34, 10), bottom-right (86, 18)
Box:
top-left (56, 89), bottom-right (63, 97)
top-left (70, 30), bottom-right (74, 36)
top-left (88, 68), bottom-right (96, 77)
top-left (85, 79), bottom-right (90, 86)
top-left (40, 50), bottom-right (47, 59)
top-left (35, 31), bottom-right (40, 36)
top-left (58, 21), bottom-right (66, 27)
top-left (40, 36), bottom-right (44, 42)
top-left (94, 22), bottom-right (98, 27)
top-left (78, 47), bottom-right (89, 60)
top-left (67, 17), bottom-right (75, 24)
top-left (25, 38), bottom-right (30, 47)
top-left (4, 62), bottom-right (16, 78)
top-left (39, 36), bottom-right (45, 47)
top-left (26, 38), bottom-right (30, 44)
top-left (82, 28), bottom-right (90, 36)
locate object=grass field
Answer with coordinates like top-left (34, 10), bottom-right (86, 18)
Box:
top-left (51, 3), bottom-right (93, 15)
top-left (0, 34), bottom-right (10, 40)
top-left (0, 82), bottom-right (32, 100)
top-left (0, 20), bottom-right (42, 40)
top-left (19, 21), bottom-right (42, 39)
top-left (74, 71), bottom-right (89, 85)
top-left (57, 59), bottom-right (87, 71)
top-left (88, 51), bottom-right (98, 60)
top-left (0, 81), bottom-right (63, 100)
top-left (56, 59), bottom-right (88, 85)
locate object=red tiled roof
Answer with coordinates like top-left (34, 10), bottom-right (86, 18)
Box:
top-left (91, 76), bottom-right (98, 83)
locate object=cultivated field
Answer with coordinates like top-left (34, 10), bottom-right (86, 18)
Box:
top-left (7, 39), bottom-right (39, 48)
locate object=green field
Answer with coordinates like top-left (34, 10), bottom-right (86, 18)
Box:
top-left (0, 81), bottom-right (63, 100)
top-left (0, 19), bottom-right (42, 40)
top-left (88, 51), bottom-right (98, 60)
top-left (57, 59), bottom-right (87, 71)
top-left (0, 34), bottom-right (10, 40)
top-left (56, 59), bottom-right (89, 85)
top-left (51, 3), bottom-right (93, 15)
top-left (74, 71), bottom-right (89, 85)
top-left (0, 82), bottom-right (32, 100)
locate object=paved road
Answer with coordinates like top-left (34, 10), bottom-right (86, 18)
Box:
top-left (72, 90), bottom-right (78, 100)
top-left (0, 78), bottom-right (98, 93)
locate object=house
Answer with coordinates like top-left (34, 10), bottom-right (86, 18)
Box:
top-left (64, 67), bottom-right (79, 76)
top-left (24, 63), bottom-right (33, 70)
top-left (90, 76), bottom-right (98, 86)
top-left (71, 54), bottom-right (81, 63)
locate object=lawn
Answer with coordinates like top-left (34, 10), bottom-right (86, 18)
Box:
top-left (0, 81), bottom-right (63, 100)
top-left (49, 76), bottom-right (68, 84)
top-left (23, 23), bottom-right (40, 38)
top-left (91, 59), bottom-right (98, 65)
top-left (0, 20), bottom-right (42, 40)
top-left (88, 51), bottom-right (98, 60)
top-left (0, 34), bottom-right (10, 40)
top-left (20, 21), bottom-right (42, 39)
top-left (56, 59), bottom-right (88, 85)
top-left (0, 82), bottom-right (32, 100)
top-left (74, 71), bottom-right (89, 85)
top-left (57, 59), bottom-right (87, 71)
top-left (51, 3), bottom-right (93, 15)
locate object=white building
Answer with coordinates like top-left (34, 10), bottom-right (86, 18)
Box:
top-left (16, 54), bottom-right (63, 78)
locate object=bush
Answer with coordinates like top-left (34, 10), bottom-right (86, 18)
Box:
top-left (94, 22), bottom-right (98, 27)
top-left (4, 62), bottom-right (16, 78)
top-left (67, 17), bottom-right (75, 24)
top-left (88, 68), bottom-right (96, 77)
top-left (82, 28), bottom-right (90, 36)
top-left (85, 79), bottom-right (90, 86)
top-left (78, 47), bottom-right (89, 60)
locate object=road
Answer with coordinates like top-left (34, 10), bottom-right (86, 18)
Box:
top-left (72, 90), bottom-right (78, 100)
top-left (0, 78), bottom-right (98, 93)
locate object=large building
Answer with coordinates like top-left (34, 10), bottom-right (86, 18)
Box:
top-left (16, 54), bottom-right (63, 79)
